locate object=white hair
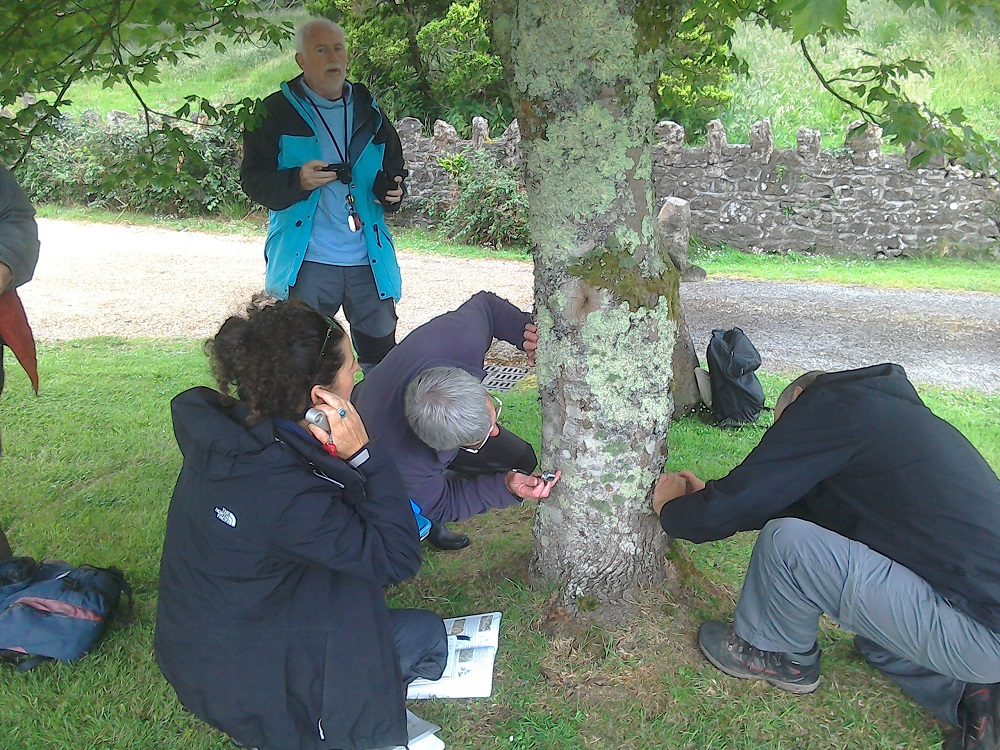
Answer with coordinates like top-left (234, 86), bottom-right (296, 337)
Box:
top-left (294, 18), bottom-right (346, 55)
top-left (404, 367), bottom-right (492, 451)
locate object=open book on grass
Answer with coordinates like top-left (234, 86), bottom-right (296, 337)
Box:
top-left (406, 611), bottom-right (502, 700)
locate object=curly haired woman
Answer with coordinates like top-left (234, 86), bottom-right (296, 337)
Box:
top-left (156, 298), bottom-right (446, 750)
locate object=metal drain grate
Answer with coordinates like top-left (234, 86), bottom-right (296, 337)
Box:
top-left (482, 365), bottom-right (528, 392)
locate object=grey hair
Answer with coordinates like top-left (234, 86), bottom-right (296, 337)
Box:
top-left (405, 367), bottom-right (492, 451)
top-left (775, 370), bottom-right (826, 418)
top-left (294, 18), bottom-right (345, 55)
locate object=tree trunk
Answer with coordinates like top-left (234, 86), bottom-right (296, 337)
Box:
top-left (498, 1), bottom-right (683, 621)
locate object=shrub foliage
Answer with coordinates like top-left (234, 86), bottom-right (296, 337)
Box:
top-left (17, 114), bottom-right (251, 217)
top-left (437, 149), bottom-right (529, 249)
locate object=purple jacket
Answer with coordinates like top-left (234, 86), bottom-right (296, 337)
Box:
top-left (353, 292), bottom-right (531, 521)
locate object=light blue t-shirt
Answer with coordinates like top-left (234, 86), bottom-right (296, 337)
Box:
top-left (300, 81), bottom-right (368, 266)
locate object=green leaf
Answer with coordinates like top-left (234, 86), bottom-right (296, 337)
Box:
top-left (776, 0), bottom-right (851, 41)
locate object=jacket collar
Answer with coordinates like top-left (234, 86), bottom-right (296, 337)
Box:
top-left (283, 74), bottom-right (380, 164)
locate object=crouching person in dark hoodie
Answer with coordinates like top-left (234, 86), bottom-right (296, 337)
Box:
top-left (156, 297), bottom-right (447, 750)
top-left (654, 364), bottom-right (1000, 750)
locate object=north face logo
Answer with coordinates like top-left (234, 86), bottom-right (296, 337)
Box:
top-left (214, 507), bottom-right (237, 527)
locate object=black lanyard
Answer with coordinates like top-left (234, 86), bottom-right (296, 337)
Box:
top-left (307, 93), bottom-right (361, 232)
top-left (308, 95), bottom-right (350, 166)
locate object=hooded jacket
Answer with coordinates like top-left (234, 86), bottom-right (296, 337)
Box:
top-left (156, 387), bottom-right (422, 750)
top-left (240, 76), bottom-right (405, 302)
top-left (659, 363), bottom-right (1000, 630)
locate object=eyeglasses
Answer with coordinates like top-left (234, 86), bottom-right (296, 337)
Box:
top-left (314, 313), bottom-right (339, 376)
top-left (461, 394), bottom-right (502, 453)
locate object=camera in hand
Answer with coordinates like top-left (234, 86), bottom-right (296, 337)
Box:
top-left (320, 162), bottom-right (352, 184)
top-left (304, 407), bottom-right (331, 432)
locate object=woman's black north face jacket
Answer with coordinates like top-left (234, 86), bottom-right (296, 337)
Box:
top-left (156, 387), bottom-right (423, 750)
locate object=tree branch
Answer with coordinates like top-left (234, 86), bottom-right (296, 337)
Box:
top-left (798, 38), bottom-right (878, 122)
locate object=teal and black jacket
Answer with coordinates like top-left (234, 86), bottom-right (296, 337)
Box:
top-left (240, 76), bottom-right (405, 302)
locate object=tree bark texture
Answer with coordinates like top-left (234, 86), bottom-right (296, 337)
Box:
top-left (500, 1), bottom-right (682, 619)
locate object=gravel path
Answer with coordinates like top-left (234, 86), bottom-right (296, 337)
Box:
top-left (22, 219), bottom-right (1000, 393)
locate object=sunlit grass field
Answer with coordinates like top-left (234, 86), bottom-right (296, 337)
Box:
top-left (56, 1), bottom-right (1000, 154)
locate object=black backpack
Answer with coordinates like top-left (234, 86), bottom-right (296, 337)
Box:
top-left (0, 557), bottom-right (133, 671)
top-left (706, 327), bottom-right (766, 428)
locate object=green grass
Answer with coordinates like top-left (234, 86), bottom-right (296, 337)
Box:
top-left (60, 12), bottom-right (306, 118)
top-left (35, 205), bottom-right (269, 239)
top-left (724, 0), bottom-right (1000, 148)
top-left (690, 241), bottom-right (1000, 293)
top-left (2, 340), bottom-right (997, 748)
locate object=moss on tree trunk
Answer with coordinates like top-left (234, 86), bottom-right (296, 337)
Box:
top-left (500, 0), bottom-right (683, 621)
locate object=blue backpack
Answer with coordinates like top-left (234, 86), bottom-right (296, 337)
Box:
top-left (0, 557), bottom-right (133, 671)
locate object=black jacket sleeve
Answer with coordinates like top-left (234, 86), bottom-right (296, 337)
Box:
top-left (659, 390), bottom-right (861, 543)
top-left (370, 113), bottom-right (407, 213)
top-left (269, 442), bottom-right (423, 586)
top-left (240, 95), bottom-right (313, 212)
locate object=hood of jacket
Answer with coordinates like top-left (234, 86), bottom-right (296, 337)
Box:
top-left (170, 386), bottom-right (292, 480)
top-left (809, 362), bottom-right (923, 408)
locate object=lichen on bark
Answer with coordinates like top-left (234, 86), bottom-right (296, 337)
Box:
top-left (502, 0), bottom-right (683, 621)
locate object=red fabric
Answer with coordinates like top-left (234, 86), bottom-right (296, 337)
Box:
top-left (0, 289), bottom-right (38, 393)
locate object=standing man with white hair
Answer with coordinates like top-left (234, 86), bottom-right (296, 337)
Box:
top-left (241, 18), bottom-right (407, 370)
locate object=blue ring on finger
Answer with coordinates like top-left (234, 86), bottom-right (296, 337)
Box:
top-left (338, 408), bottom-right (347, 418)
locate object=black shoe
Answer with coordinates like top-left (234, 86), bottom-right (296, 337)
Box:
top-left (426, 521), bottom-right (470, 551)
top-left (946, 683), bottom-right (1000, 750)
top-left (697, 620), bottom-right (822, 694)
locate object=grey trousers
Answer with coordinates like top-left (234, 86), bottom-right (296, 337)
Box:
top-left (733, 517), bottom-right (1000, 725)
top-left (289, 261), bottom-right (397, 369)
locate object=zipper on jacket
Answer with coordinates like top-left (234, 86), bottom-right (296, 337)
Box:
top-left (311, 469), bottom-right (345, 488)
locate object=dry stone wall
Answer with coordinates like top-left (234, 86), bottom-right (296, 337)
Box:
top-left (397, 115), bottom-right (999, 256)
top-left (653, 119), bottom-right (999, 255)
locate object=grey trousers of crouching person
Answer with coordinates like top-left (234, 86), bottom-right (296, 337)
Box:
top-left (732, 517), bottom-right (1000, 725)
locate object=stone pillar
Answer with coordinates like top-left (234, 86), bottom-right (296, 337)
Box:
top-left (846, 120), bottom-right (883, 166)
top-left (749, 118), bottom-right (774, 164)
top-left (657, 197), bottom-right (705, 282)
top-left (654, 195), bottom-right (705, 418)
top-left (796, 127), bottom-right (821, 164)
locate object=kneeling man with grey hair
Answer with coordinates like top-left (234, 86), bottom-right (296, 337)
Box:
top-left (653, 364), bottom-right (1000, 750)
top-left (352, 291), bottom-right (560, 550)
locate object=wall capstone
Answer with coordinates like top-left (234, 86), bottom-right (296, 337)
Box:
top-left (706, 119), bottom-right (727, 165)
top-left (397, 117), bottom-right (424, 139)
top-left (749, 118), bottom-right (774, 164)
top-left (471, 116), bottom-right (489, 149)
top-left (433, 119), bottom-right (460, 147)
top-left (796, 128), bottom-right (822, 164)
top-left (847, 120), bottom-right (883, 166)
